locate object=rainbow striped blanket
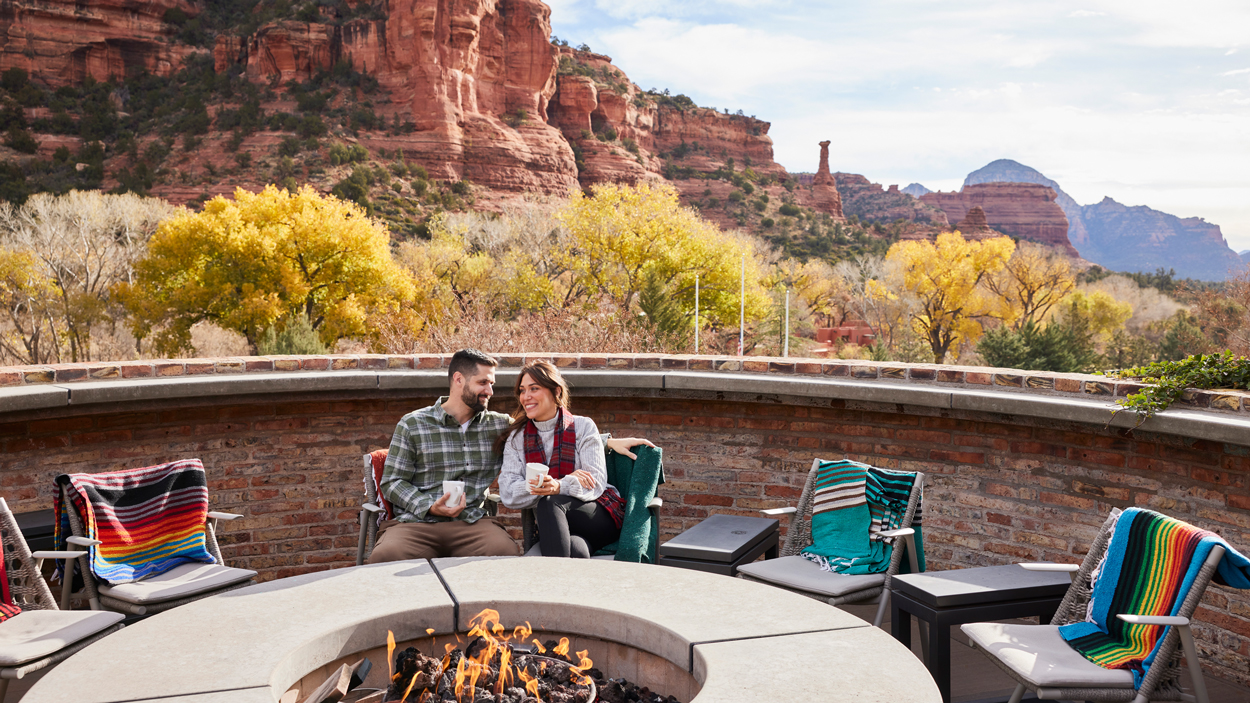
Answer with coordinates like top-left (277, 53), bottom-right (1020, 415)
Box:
top-left (54, 460), bottom-right (216, 584)
top-left (800, 460), bottom-right (924, 575)
top-left (1059, 508), bottom-right (1250, 686)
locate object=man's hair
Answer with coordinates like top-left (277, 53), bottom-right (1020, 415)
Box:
top-left (448, 349), bottom-right (497, 382)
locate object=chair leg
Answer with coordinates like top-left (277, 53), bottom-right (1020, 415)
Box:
top-left (356, 509), bottom-right (369, 566)
top-left (0, 675), bottom-right (9, 703)
top-left (873, 589), bottom-right (890, 627)
top-left (1006, 683), bottom-right (1026, 703)
top-left (1177, 625), bottom-right (1210, 703)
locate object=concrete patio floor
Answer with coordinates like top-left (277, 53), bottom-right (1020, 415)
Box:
top-left (6, 600), bottom-right (1248, 702)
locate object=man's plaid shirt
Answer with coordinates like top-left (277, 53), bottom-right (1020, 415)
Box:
top-left (380, 397), bottom-right (509, 523)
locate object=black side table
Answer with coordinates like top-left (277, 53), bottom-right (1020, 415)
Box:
top-left (658, 514), bottom-right (779, 576)
top-left (890, 564), bottom-right (1072, 703)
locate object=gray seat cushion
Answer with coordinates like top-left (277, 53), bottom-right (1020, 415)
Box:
top-left (100, 562), bottom-right (256, 605)
top-left (961, 622), bottom-right (1135, 690)
top-left (736, 555), bottom-right (884, 597)
top-left (0, 610), bottom-right (124, 667)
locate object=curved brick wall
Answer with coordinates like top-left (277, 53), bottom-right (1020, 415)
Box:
top-left (1, 354), bottom-right (1248, 686)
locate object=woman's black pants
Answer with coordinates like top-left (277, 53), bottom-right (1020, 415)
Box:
top-left (536, 494), bottom-right (619, 558)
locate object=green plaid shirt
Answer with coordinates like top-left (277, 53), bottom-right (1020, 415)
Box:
top-left (380, 397), bottom-right (509, 523)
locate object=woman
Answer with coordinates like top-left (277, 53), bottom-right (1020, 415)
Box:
top-left (497, 361), bottom-right (643, 558)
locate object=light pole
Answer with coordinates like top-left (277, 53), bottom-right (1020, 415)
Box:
top-left (738, 255), bottom-right (745, 356)
top-left (694, 274), bottom-right (699, 354)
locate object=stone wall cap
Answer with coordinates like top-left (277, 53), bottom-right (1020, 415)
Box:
top-left (0, 385), bottom-right (70, 412)
top-left (61, 372), bottom-right (379, 406)
top-left (664, 372), bottom-right (953, 408)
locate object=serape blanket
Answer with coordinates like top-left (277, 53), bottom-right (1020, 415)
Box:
top-left (54, 459), bottom-right (216, 585)
top-left (0, 552), bottom-right (22, 623)
top-left (800, 460), bottom-right (924, 575)
top-left (1059, 508), bottom-right (1250, 686)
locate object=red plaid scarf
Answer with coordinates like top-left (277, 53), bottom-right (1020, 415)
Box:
top-left (0, 553), bottom-right (23, 622)
top-left (523, 409), bottom-right (625, 529)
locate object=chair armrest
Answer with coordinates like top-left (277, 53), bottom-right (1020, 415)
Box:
top-left (760, 507), bottom-right (796, 516)
top-left (648, 497), bottom-right (662, 510)
top-left (877, 528), bottom-right (914, 538)
top-left (1019, 563), bottom-right (1079, 572)
top-left (362, 503), bottom-right (385, 513)
top-left (1118, 614), bottom-right (1190, 627)
top-left (207, 511), bottom-right (243, 521)
top-left (67, 536), bottom-right (102, 547)
top-left (32, 550), bottom-right (89, 560)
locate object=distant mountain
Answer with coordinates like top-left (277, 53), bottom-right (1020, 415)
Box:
top-left (1242, 250), bottom-right (1250, 265)
top-left (901, 183), bottom-right (931, 198)
top-left (964, 159), bottom-right (1088, 248)
top-left (964, 159), bottom-right (1243, 281)
top-left (1079, 198), bottom-right (1242, 280)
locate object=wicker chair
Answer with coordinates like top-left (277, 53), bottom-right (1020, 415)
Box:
top-left (356, 450), bottom-right (500, 565)
top-left (736, 458), bottom-right (924, 628)
top-left (58, 481), bottom-right (255, 616)
top-left (0, 498), bottom-right (124, 702)
top-left (961, 509), bottom-right (1226, 703)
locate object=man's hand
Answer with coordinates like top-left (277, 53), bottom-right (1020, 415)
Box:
top-left (428, 491), bottom-right (466, 518)
top-left (606, 437), bottom-right (657, 460)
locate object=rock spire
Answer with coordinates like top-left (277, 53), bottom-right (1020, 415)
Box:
top-left (809, 140), bottom-right (845, 220)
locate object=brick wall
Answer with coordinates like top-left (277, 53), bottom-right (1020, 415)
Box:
top-left (1, 363), bottom-right (1249, 685)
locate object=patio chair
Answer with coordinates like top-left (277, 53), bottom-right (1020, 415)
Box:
top-left (736, 458), bottom-right (924, 627)
top-left (56, 461), bottom-right (256, 616)
top-left (356, 449), bottom-right (501, 565)
top-left (0, 497), bottom-right (124, 703)
top-left (961, 508), bottom-right (1250, 703)
top-left (521, 444), bottom-right (664, 562)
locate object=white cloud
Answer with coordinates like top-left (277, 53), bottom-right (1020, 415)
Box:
top-left (1223, 68), bottom-right (1250, 76)
top-left (1068, 10), bottom-right (1106, 17)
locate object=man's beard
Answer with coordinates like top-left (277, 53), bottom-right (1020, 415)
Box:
top-left (462, 388), bottom-right (489, 414)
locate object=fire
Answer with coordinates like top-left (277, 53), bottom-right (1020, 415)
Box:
top-left (388, 609), bottom-right (593, 703)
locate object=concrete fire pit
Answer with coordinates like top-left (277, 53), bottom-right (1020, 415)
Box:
top-left (23, 557), bottom-right (940, 702)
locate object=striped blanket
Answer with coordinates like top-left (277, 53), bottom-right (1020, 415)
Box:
top-left (54, 460), bottom-right (216, 584)
top-left (800, 460), bottom-right (924, 575)
top-left (1059, 508), bottom-right (1250, 686)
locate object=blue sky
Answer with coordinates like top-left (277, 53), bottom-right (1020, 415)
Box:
top-left (547, 0), bottom-right (1250, 252)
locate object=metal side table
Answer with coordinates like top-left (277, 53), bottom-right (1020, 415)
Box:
top-left (658, 514), bottom-right (779, 576)
top-left (890, 564), bottom-right (1072, 703)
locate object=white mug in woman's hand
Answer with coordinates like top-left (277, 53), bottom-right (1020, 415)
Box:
top-left (525, 463), bottom-right (550, 494)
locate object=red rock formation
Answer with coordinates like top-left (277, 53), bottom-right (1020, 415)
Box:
top-left (922, 183), bottom-right (1077, 256)
top-left (831, 173), bottom-right (949, 225)
top-left (803, 140), bottom-right (844, 220)
top-left (0, 0), bottom-right (199, 86)
top-left (954, 205), bottom-right (997, 238)
top-left (245, 22), bottom-right (335, 84)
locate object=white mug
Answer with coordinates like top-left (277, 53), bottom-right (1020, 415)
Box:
top-left (525, 463), bottom-right (550, 494)
top-left (442, 480), bottom-right (465, 504)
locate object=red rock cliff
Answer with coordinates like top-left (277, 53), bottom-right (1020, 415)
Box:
top-left (0, 0), bottom-right (200, 86)
top-left (922, 183), bottom-right (1077, 256)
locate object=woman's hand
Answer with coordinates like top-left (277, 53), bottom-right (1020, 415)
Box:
top-left (569, 469), bottom-right (596, 490)
top-left (606, 436), bottom-right (657, 460)
top-left (530, 474), bottom-right (561, 496)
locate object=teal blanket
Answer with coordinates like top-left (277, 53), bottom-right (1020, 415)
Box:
top-left (801, 460), bottom-right (924, 574)
top-left (595, 445), bottom-right (664, 563)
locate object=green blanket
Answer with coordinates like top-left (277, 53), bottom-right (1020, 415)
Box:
top-left (595, 445), bottom-right (664, 563)
top-left (801, 460), bottom-right (924, 574)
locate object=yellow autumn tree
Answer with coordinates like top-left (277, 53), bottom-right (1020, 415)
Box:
top-left (120, 185), bottom-right (415, 355)
top-left (985, 242), bottom-right (1077, 329)
top-left (1059, 290), bottom-right (1133, 341)
top-left (885, 231), bottom-right (1017, 363)
top-left (0, 246), bottom-right (58, 364)
top-left (557, 183), bottom-right (768, 329)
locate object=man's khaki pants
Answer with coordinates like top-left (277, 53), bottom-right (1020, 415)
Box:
top-left (366, 519), bottom-right (519, 563)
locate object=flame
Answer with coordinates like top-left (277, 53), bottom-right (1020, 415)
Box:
top-left (426, 628), bottom-right (435, 635)
top-left (532, 639), bottom-right (546, 653)
top-left (518, 667), bottom-right (542, 702)
top-left (553, 637), bottom-right (570, 658)
top-left (453, 655), bottom-right (467, 701)
top-left (569, 649), bottom-right (595, 686)
top-left (400, 670), bottom-right (421, 703)
top-left (387, 631), bottom-right (397, 682)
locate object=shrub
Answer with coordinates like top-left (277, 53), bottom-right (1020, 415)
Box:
top-left (779, 203), bottom-right (801, 217)
top-left (621, 137), bottom-right (639, 154)
top-left (278, 136), bottom-right (303, 157)
top-left (761, 217), bottom-right (774, 229)
top-left (257, 312), bottom-right (328, 355)
top-left (234, 152), bottom-right (252, 168)
top-left (728, 190), bottom-right (744, 203)
top-left (4, 125), bottom-right (38, 154)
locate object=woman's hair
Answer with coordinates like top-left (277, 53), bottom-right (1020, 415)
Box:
top-left (494, 360), bottom-right (571, 454)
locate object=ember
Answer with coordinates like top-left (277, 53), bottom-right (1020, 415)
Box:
top-left (380, 610), bottom-right (682, 703)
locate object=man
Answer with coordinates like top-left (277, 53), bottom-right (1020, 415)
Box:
top-left (368, 349), bottom-right (650, 562)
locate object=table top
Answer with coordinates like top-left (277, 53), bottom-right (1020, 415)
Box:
top-left (658, 514), bottom-right (779, 563)
top-left (891, 563), bottom-right (1073, 608)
